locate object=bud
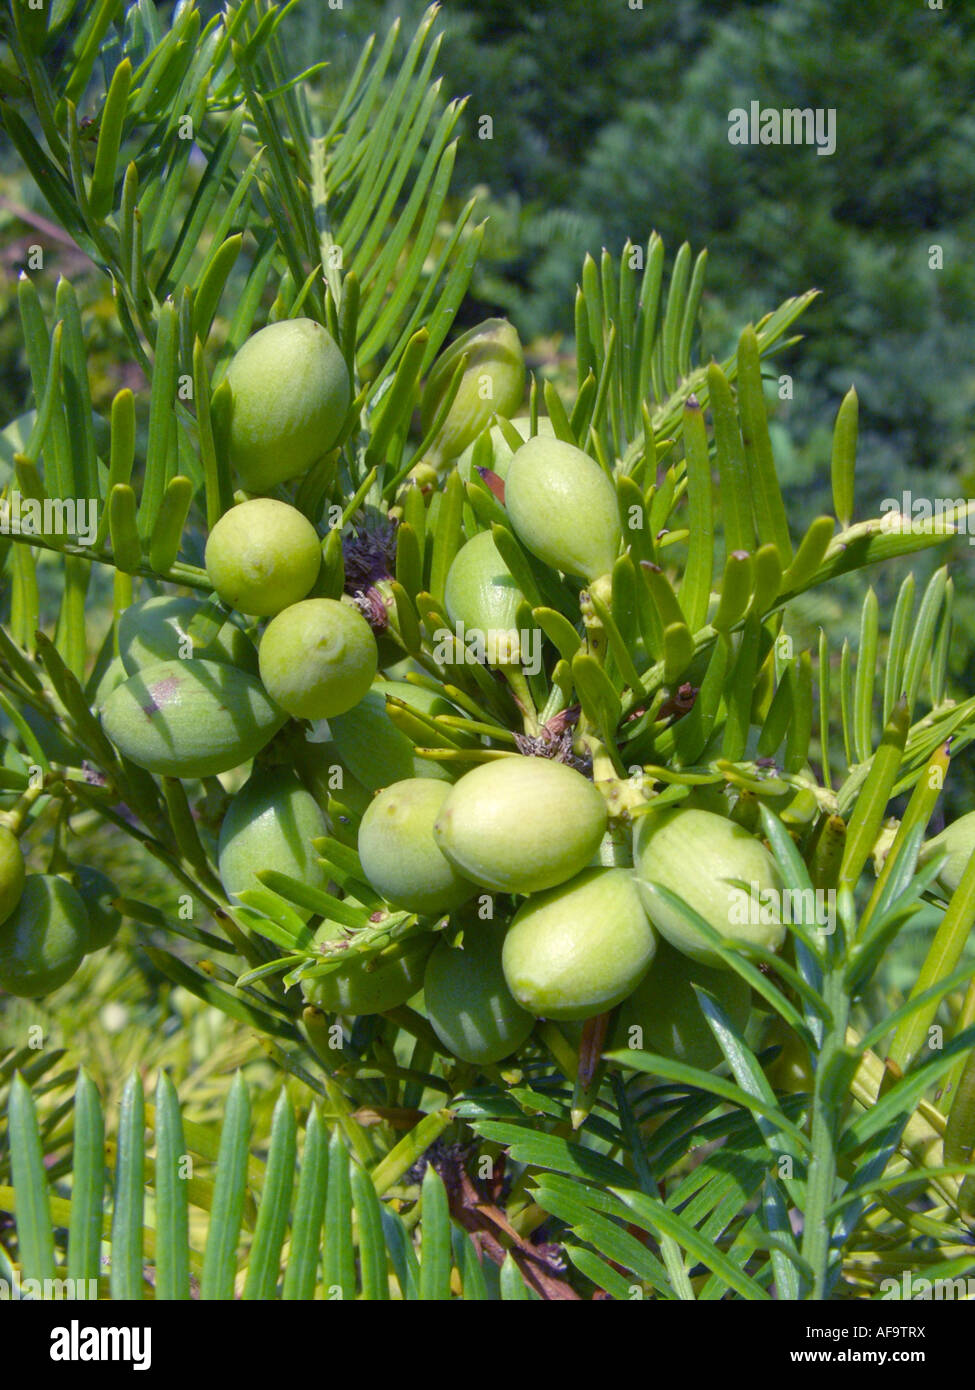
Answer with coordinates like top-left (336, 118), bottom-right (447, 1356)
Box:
top-left (919, 811), bottom-right (975, 898)
top-left (501, 867), bottom-right (656, 1020)
top-left (504, 436), bottom-right (621, 582)
top-left (421, 318), bottom-right (526, 464)
top-left (633, 807), bottom-right (785, 967)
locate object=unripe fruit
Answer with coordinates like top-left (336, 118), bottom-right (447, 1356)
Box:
top-left (205, 499), bottom-right (321, 616)
top-left (0, 875), bottom-right (90, 997)
top-left (75, 866), bottom-right (122, 950)
top-left (502, 867), bottom-right (656, 1020)
top-left (455, 415), bottom-right (557, 485)
top-left (444, 530), bottom-right (526, 666)
top-left (302, 925), bottom-right (434, 1015)
top-left (225, 318), bottom-right (350, 492)
top-left (328, 682), bottom-right (460, 789)
top-left (358, 779), bottom-right (475, 917)
top-left (91, 655), bottom-right (128, 709)
top-left (298, 741), bottom-right (373, 818)
top-left (610, 939), bottom-right (751, 1070)
top-left (0, 826), bottom-right (26, 927)
top-left (218, 767), bottom-right (329, 917)
top-left (633, 807), bottom-right (785, 968)
top-left (101, 658), bottom-right (286, 777)
top-left (504, 436), bottom-right (621, 581)
top-left (421, 319), bottom-right (526, 463)
top-left (919, 811), bottom-right (975, 898)
top-left (258, 598), bottom-right (378, 721)
top-left (434, 756), bottom-right (608, 894)
top-left (117, 595), bottom-right (258, 676)
top-left (424, 919), bottom-right (533, 1063)
top-left (762, 1014), bottom-right (815, 1093)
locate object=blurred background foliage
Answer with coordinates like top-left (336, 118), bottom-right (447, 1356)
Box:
top-left (1, 0), bottom-right (974, 1092)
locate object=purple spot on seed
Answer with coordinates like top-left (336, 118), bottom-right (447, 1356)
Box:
top-left (145, 676), bottom-right (182, 713)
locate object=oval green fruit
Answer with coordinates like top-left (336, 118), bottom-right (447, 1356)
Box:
top-left (259, 598), bottom-right (377, 721)
top-left (502, 867), bottom-right (656, 1021)
top-left (358, 779), bottom-right (475, 917)
top-left (329, 683), bottom-right (460, 790)
top-left (218, 767), bottom-right (329, 918)
top-left (455, 415), bottom-right (557, 485)
top-left (302, 926), bottom-right (434, 1015)
top-left (117, 595), bottom-right (258, 676)
top-left (75, 866), bottom-right (123, 950)
top-left (633, 806), bottom-right (785, 967)
top-left (762, 1014), bottom-right (815, 1093)
top-left (443, 529), bottom-right (526, 666)
top-left (424, 918), bottom-right (533, 1063)
top-left (226, 318), bottom-right (350, 493)
top-left (298, 740), bottom-right (373, 817)
top-left (205, 499), bottom-right (321, 617)
top-left (919, 811), bottom-right (975, 898)
top-left (91, 654), bottom-right (129, 710)
top-left (504, 436), bottom-right (621, 581)
top-left (0, 875), bottom-right (90, 997)
top-left (101, 658), bottom-right (286, 778)
top-left (610, 938), bottom-right (751, 1070)
top-left (421, 319), bottom-right (526, 463)
top-left (0, 825), bottom-right (26, 926)
top-left (434, 756), bottom-right (607, 894)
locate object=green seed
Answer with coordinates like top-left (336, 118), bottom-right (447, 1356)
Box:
top-left (633, 806), bottom-right (785, 968)
top-left (421, 318), bottom-right (526, 464)
top-left (424, 917), bottom-right (533, 1063)
top-left (434, 755), bottom-right (608, 895)
top-left (100, 658), bottom-right (286, 777)
top-left (117, 595), bottom-right (258, 675)
top-left (504, 436), bottom-right (621, 581)
top-left (444, 529), bottom-right (526, 666)
top-left (919, 810), bottom-right (975, 898)
top-left (610, 938), bottom-right (751, 1070)
top-left (302, 927), bottom-right (434, 1016)
top-left (74, 866), bottom-right (123, 950)
top-left (258, 598), bottom-right (378, 721)
top-left (218, 767), bottom-right (329, 918)
top-left (226, 318), bottom-right (350, 492)
top-left (358, 778), bottom-right (475, 917)
top-left (502, 867), bottom-right (656, 1021)
top-left (0, 826), bottom-right (26, 929)
top-left (205, 498), bottom-right (321, 617)
top-left (0, 875), bottom-right (90, 997)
